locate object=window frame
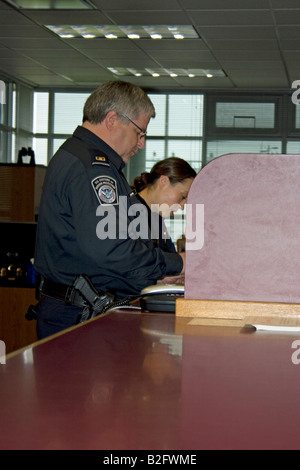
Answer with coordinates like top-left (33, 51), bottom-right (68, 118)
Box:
top-left (206, 94), bottom-right (283, 137)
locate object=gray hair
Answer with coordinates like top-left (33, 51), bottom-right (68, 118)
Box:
top-left (83, 80), bottom-right (156, 124)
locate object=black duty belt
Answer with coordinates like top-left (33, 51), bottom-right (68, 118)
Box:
top-left (40, 277), bottom-right (87, 308)
top-left (29, 274), bottom-right (126, 323)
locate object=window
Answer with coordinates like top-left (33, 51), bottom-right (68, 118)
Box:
top-left (206, 140), bottom-right (282, 163)
top-left (0, 80), bottom-right (16, 164)
top-left (53, 93), bottom-right (89, 134)
top-left (215, 102), bottom-right (275, 129)
top-left (206, 95), bottom-right (281, 138)
top-left (286, 141), bottom-right (300, 154)
top-left (168, 95), bottom-right (203, 137)
top-left (33, 92), bottom-right (49, 133)
top-left (295, 105), bottom-right (300, 129)
top-left (203, 94), bottom-right (287, 166)
top-left (145, 93), bottom-right (203, 175)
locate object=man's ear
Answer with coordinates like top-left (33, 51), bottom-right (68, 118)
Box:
top-left (105, 110), bottom-right (118, 131)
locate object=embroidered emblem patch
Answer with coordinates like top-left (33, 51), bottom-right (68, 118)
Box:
top-left (91, 176), bottom-right (118, 205)
top-left (89, 149), bottom-right (110, 166)
top-left (92, 154), bottom-right (110, 166)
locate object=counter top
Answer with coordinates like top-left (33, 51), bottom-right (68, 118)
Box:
top-left (1, 309), bottom-right (300, 450)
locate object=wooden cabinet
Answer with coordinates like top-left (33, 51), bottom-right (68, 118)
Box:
top-left (0, 164), bottom-right (46, 222)
top-left (0, 287), bottom-right (38, 353)
top-left (0, 165), bottom-right (46, 354)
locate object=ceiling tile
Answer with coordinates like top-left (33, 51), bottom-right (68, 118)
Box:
top-left (272, 0), bottom-right (300, 7)
top-left (274, 10), bottom-right (300, 24)
top-left (216, 50), bottom-right (282, 60)
top-left (0, 37), bottom-right (73, 49)
top-left (139, 39), bottom-right (208, 52)
top-left (21, 10), bottom-right (109, 24)
top-left (147, 50), bottom-right (216, 62)
top-left (181, 0), bottom-right (270, 8)
top-left (207, 39), bottom-right (279, 51)
top-left (0, 9), bottom-right (33, 24)
top-left (197, 26), bottom-right (277, 40)
top-left (278, 26), bottom-right (300, 39)
top-left (102, 11), bottom-right (190, 25)
top-left (0, 25), bottom-right (54, 38)
top-left (189, 10), bottom-right (273, 26)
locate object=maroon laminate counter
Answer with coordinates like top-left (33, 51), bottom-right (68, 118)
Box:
top-left (1, 309), bottom-right (300, 450)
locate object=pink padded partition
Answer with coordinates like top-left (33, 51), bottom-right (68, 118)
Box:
top-left (185, 154), bottom-right (300, 303)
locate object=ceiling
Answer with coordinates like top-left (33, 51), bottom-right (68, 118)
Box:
top-left (0, 0), bottom-right (300, 92)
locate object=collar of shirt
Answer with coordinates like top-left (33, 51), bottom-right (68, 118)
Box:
top-left (73, 125), bottom-right (125, 171)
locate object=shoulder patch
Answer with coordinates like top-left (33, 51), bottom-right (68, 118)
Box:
top-left (90, 150), bottom-right (110, 167)
top-left (91, 176), bottom-right (118, 205)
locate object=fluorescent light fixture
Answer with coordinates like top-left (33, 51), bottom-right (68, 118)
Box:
top-left (107, 67), bottom-right (225, 79)
top-left (7, 0), bottom-right (94, 8)
top-left (44, 24), bottom-right (199, 40)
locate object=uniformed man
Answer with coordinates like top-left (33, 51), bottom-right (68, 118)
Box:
top-left (34, 81), bottom-right (185, 339)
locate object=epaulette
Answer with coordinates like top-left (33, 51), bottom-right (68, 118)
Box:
top-left (90, 150), bottom-right (110, 167)
top-left (60, 137), bottom-right (110, 169)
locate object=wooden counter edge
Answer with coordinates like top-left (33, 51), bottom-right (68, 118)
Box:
top-left (175, 298), bottom-right (300, 319)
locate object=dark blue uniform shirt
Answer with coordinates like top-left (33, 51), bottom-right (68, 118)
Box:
top-left (34, 126), bottom-right (183, 297)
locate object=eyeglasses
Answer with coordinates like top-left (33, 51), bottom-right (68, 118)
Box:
top-left (120, 112), bottom-right (147, 138)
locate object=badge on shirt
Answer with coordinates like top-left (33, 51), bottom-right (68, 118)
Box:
top-left (91, 176), bottom-right (118, 205)
top-left (90, 150), bottom-right (110, 167)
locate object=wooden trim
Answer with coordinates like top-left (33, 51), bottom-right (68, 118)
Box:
top-left (175, 298), bottom-right (300, 319)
